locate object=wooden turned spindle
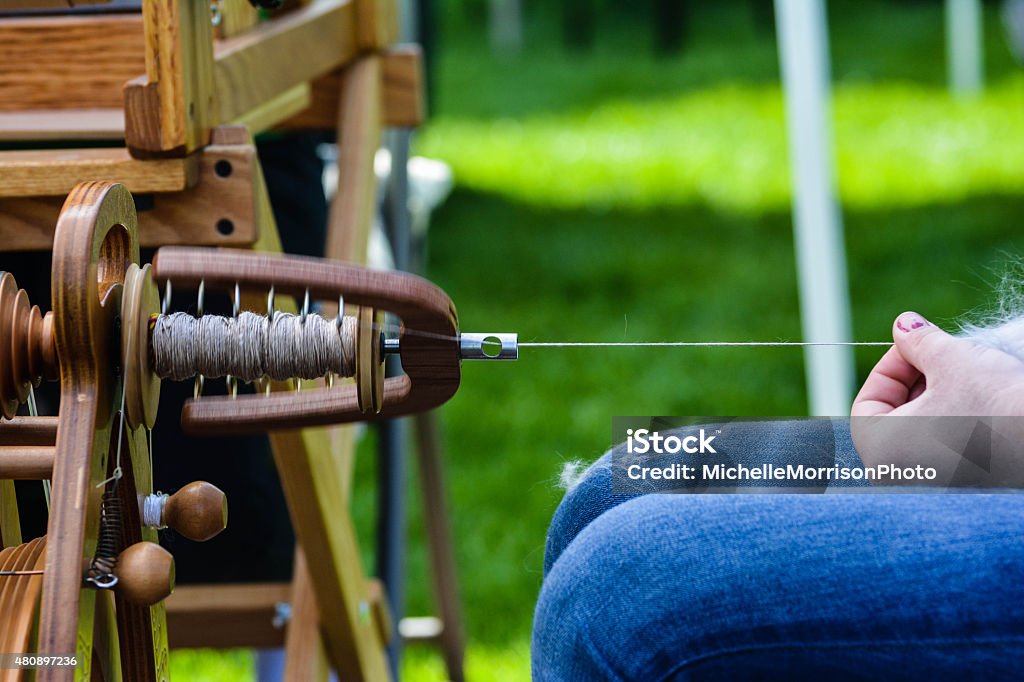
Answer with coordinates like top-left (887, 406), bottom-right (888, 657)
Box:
top-left (161, 481), bottom-right (228, 542)
top-left (115, 541), bottom-right (176, 607)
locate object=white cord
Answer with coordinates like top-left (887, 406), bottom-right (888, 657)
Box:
top-left (518, 341), bottom-right (891, 348)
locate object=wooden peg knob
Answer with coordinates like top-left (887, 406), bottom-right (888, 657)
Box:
top-left (116, 541), bottom-right (175, 606)
top-left (163, 481), bottom-right (228, 542)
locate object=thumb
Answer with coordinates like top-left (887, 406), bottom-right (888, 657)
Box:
top-left (891, 311), bottom-right (961, 373)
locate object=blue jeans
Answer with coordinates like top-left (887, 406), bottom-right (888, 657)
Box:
top-left (533, 421), bottom-right (1024, 680)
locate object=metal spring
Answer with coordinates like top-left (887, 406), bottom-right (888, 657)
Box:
top-left (86, 487), bottom-right (122, 589)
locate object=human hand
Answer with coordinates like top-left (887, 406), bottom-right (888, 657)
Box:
top-left (851, 311), bottom-right (1024, 486)
top-left (852, 311), bottom-right (1024, 418)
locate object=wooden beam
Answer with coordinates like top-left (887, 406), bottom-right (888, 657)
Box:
top-left (0, 140), bottom-right (259, 249)
top-left (165, 583), bottom-right (291, 649)
top-left (365, 579), bottom-right (393, 647)
top-left (282, 44), bottom-right (425, 131)
top-left (0, 148), bottom-right (197, 198)
top-left (0, 12), bottom-right (144, 111)
top-left (0, 41), bottom-right (422, 142)
top-left (214, 0), bottom-right (260, 40)
top-left (379, 44), bottom-right (427, 127)
top-left (230, 83), bottom-right (312, 135)
top-left (354, 0), bottom-right (398, 50)
top-left (269, 426), bottom-right (391, 680)
top-left (124, 0), bottom-right (216, 156)
top-left (326, 55), bottom-right (382, 264)
top-left (243, 140), bottom-right (390, 679)
top-left (212, 0), bottom-right (357, 125)
top-left (283, 549), bottom-right (329, 682)
top-left (135, 136), bottom-right (260, 246)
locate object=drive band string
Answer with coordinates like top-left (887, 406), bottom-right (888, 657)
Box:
top-left (517, 341), bottom-right (891, 348)
top-left (388, 324), bottom-right (892, 348)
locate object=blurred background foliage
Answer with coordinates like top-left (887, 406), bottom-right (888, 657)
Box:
top-left (175, 0), bottom-right (1024, 679)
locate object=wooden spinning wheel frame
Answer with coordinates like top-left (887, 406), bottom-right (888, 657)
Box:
top-left (0, 1), bottom-right (476, 681)
top-left (0, 176), bottom-right (464, 680)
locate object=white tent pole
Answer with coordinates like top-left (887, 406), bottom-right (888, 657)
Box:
top-left (489, 0), bottom-right (523, 54)
top-left (946, 0), bottom-right (984, 96)
top-left (774, 0), bottom-right (855, 416)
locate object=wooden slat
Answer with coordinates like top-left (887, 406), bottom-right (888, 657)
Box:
top-left (1, 1), bottom-right (112, 8)
top-left (0, 148), bottom-right (197, 197)
top-left (212, 0), bottom-right (357, 125)
top-left (0, 109), bottom-right (124, 142)
top-left (0, 12), bottom-right (144, 111)
top-left (0, 1), bottom-right (363, 146)
top-left (0, 197), bottom-right (78, 249)
top-left (282, 44), bottom-right (425, 131)
top-left (165, 583), bottom-right (291, 649)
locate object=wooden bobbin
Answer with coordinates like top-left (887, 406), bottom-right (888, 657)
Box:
top-left (0, 272), bottom-right (57, 420)
top-left (161, 481), bottom-right (228, 542)
top-left (115, 541), bottom-right (175, 607)
top-left (121, 263), bottom-right (160, 430)
top-left (355, 306), bottom-right (384, 413)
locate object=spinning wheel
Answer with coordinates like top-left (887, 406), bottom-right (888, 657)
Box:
top-left (0, 181), bottom-right (512, 680)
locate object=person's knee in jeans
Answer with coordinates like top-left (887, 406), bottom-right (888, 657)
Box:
top-left (544, 419), bottom-right (862, 575)
top-left (544, 451), bottom-right (646, 575)
top-left (534, 493), bottom-right (1024, 681)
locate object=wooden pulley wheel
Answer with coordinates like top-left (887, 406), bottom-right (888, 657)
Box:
top-left (0, 273), bottom-right (55, 420)
top-left (121, 263), bottom-right (161, 430)
top-left (0, 273), bottom-right (20, 420)
top-left (355, 306), bottom-right (384, 413)
top-left (0, 536), bottom-right (47, 676)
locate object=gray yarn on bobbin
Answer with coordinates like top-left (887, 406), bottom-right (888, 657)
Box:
top-left (152, 311), bottom-right (358, 382)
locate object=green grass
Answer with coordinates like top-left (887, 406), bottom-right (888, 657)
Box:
top-left (418, 77), bottom-right (1024, 213)
top-left (171, 649), bottom-right (254, 681)
top-left (177, 1), bottom-right (1024, 679)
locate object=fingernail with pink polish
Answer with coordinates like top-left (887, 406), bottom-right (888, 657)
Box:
top-left (896, 312), bottom-right (930, 333)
